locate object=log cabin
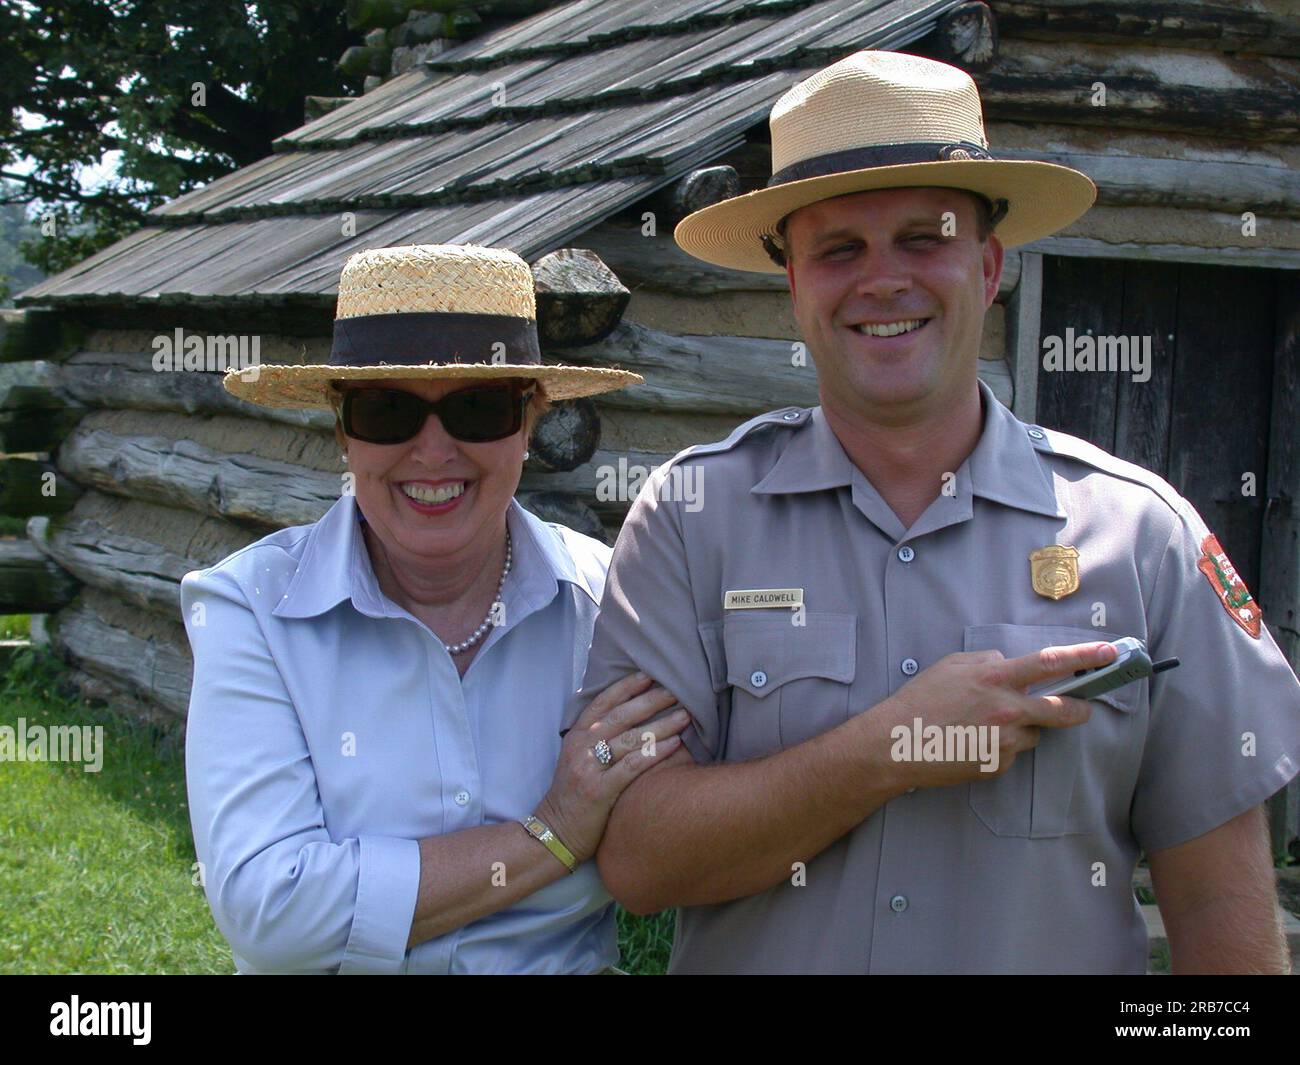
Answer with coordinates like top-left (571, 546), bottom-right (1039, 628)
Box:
top-left (3, 0), bottom-right (1298, 852)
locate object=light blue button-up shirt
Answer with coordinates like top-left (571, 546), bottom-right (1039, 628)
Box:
top-left (181, 492), bottom-right (618, 974)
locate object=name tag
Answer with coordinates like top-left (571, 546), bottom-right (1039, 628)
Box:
top-left (723, 588), bottom-right (804, 610)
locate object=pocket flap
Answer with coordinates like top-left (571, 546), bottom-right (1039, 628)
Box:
top-left (725, 612), bottom-right (856, 698)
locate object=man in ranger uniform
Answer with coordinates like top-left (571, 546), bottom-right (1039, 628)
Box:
top-left (567, 50), bottom-right (1300, 973)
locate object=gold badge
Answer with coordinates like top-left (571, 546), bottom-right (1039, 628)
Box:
top-left (723, 588), bottom-right (804, 610)
top-left (1029, 545), bottom-right (1079, 600)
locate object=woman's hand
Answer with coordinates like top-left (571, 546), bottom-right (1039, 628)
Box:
top-left (534, 672), bottom-right (688, 865)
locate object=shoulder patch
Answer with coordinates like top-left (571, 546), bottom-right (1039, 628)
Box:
top-left (1027, 425), bottom-right (1185, 516)
top-left (1195, 534), bottom-right (1263, 638)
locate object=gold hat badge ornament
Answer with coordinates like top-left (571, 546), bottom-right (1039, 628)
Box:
top-left (1030, 545), bottom-right (1080, 601)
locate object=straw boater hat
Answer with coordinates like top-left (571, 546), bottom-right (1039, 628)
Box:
top-left (223, 243), bottom-right (641, 408)
top-left (674, 50), bottom-right (1097, 274)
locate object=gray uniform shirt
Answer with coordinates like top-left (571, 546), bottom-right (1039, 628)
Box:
top-left (577, 379), bottom-right (1300, 974)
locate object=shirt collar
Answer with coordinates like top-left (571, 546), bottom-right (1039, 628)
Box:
top-left (273, 493), bottom-right (598, 620)
top-left (504, 498), bottom-right (602, 610)
top-left (966, 377), bottom-right (1065, 519)
top-left (751, 378), bottom-right (1064, 520)
top-left (751, 404), bottom-right (855, 495)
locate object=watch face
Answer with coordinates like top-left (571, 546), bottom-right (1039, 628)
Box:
top-left (524, 817), bottom-right (542, 836)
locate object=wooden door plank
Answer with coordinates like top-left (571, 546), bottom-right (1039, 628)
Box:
top-left (1113, 259), bottom-right (1177, 474)
top-left (1167, 263), bottom-right (1277, 589)
top-left (1037, 255), bottom-right (1124, 450)
top-left (1260, 270), bottom-right (1300, 857)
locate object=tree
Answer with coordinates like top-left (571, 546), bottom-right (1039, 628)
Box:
top-left (0, 181), bottom-right (45, 303)
top-left (0, 0), bottom-right (362, 278)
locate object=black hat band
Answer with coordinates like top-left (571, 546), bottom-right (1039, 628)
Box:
top-left (330, 312), bottom-right (541, 368)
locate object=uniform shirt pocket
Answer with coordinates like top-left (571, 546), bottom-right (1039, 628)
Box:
top-left (720, 612), bottom-right (857, 762)
top-left (963, 624), bottom-right (1135, 838)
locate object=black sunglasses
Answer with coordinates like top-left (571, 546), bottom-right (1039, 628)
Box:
top-left (337, 383), bottom-right (533, 445)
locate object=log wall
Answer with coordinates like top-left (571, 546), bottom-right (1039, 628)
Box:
top-left (0, 289), bottom-right (1015, 726)
top-left (3, 3), bottom-right (1298, 872)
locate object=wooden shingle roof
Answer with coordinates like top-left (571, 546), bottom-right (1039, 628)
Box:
top-left (21, 0), bottom-right (964, 309)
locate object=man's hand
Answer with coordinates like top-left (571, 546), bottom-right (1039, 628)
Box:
top-left (868, 641), bottom-right (1118, 790)
top-left (599, 641), bottom-right (1124, 913)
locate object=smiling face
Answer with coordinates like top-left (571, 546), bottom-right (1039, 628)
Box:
top-left (783, 186), bottom-right (1003, 425)
top-left (333, 376), bottom-right (532, 566)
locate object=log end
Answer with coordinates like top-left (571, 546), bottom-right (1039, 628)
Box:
top-left (526, 398), bottom-right (601, 473)
top-left (533, 249), bottom-right (630, 347)
top-left (932, 1), bottom-right (998, 71)
top-left (673, 166), bottom-right (741, 216)
top-left (0, 308), bottom-right (86, 364)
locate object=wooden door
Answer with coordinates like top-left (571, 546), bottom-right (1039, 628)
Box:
top-left (1037, 255), bottom-right (1299, 857)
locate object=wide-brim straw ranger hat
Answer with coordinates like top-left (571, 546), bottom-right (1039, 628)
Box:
top-left (674, 50), bottom-right (1098, 274)
top-left (223, 243), bottom-right (641, 407)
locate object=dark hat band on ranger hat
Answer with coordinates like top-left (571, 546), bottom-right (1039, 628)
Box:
top-left (674, 50), bottom-right (1098, 274)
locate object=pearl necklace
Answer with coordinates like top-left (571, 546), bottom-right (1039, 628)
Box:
top-left (444, 529), bottom-right (512, 656)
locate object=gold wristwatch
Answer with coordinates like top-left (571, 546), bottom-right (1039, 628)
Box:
top-left (520, 814), bottom-right (577, 873)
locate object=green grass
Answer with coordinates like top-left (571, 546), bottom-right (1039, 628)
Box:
top-left (0, 647), bottom-right (231, 974)
top-left (2, 514), bottom-right (33, 639)
top-left (0, 614), bottom-right (30, 640)
top-left (0, 646), bottom-right (674, 973)
top-left (617, 906), bottom-right (674, 974)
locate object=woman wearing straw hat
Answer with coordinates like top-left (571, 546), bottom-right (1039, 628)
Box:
top-left (181, 243), bottom-right (686, 974)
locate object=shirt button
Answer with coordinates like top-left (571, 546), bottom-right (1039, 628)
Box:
top-left (890, 894), bottom-right (909, 913)
top-left (1027, 428), bottom-right (1045, 440)
top-left (750, 670), bottom-right (768, 688)
top-left (454, 790), bottom-right (470, 806)
top-left (901, 658), bottom-right (919, 676)
top-left (897, 545), bottom-right (915, 563)
top-left (782, 411), bottom-right (800, 421)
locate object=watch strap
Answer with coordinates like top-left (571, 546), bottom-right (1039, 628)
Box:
top-left (520, 814), bottom-right (578, 873)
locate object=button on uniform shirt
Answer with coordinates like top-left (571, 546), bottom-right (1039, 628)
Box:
top-left (183, 493), bottom-right (617, 974)
top-left (578, 378), bottom-right (1300, 974)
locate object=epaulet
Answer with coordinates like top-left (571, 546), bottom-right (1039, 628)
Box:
top-left (1027, 424), bottom-right (1186, 517)
top-left (661, 406), bottom-right (811, 469)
